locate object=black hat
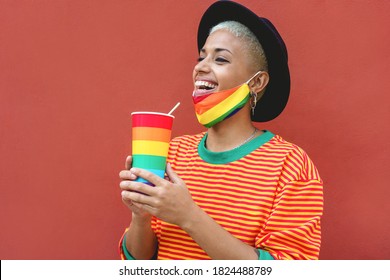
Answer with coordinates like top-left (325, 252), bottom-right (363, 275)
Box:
top-left (197, 0), bottom-right (290, 122)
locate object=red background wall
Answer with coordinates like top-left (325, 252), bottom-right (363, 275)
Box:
top-left (1, 0), bottom-right (389, 260)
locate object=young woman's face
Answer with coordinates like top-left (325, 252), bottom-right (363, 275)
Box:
top-left (192, 29), bottom-right (256, 97)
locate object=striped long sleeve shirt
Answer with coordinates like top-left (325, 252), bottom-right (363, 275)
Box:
top-left (119, 130), bottom-right (323, 260)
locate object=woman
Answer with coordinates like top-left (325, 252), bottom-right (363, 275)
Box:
top-left (119, 1), bottom-right (323, 260)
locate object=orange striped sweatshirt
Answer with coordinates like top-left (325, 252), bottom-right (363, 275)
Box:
top-left (119, 130), bottom-right (323, 260)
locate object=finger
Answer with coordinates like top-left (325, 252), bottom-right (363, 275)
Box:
top-left (166, 163), bottom-right (184, 185)
top-left (131, 201), bottom-right (152, 211)
top-left (121, 191), bottom-right (133, 205)
top-left (134, 202), bottom-right (156, 215)
top-left (119, 170), bottom-right (136, 180)
top-left (119, 180), bottom-right (133, 190)
top-left (121, 189), bottom-right (155, 206)
top-left (130, 167), bottom-right (165, 187)
top-left (126, 180), bottom-right (158, 197)
top-left (125, 155), bottom-right (132, 170)
top-left (131, 201), bottom-right (142, 208)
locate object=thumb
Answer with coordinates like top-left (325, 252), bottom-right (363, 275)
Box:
top-left (166, 163), bottom-right (183, 185)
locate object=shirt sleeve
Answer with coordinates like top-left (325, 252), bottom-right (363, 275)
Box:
top-left (257, 249), bottom-right (275, 260)
top-left (255, 147), bottom-right (324, 260)
top-left (118, 228), bottom-right (158, 260)
top-left (118, 228), bottom-right (132, 260)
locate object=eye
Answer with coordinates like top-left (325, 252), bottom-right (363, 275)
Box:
top-left (215, 57), bottom-right (229, 63)
top-left (197, 56), bottom-right (205, 62)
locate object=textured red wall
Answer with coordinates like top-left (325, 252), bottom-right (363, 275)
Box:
top-left (1, 0), bottom-right (389, 259)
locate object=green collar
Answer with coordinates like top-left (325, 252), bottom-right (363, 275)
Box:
top-left (198, 130), bottom-right (274, 164)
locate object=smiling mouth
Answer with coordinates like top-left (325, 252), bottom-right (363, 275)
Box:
top-left (193, 80), bottom-right (217, 96)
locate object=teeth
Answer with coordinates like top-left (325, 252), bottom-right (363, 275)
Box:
top-left (195, 81), bottom-right (216, 89)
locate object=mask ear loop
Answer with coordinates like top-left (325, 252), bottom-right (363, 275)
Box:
top-left (245, 70), bottom-right (262, 84)
top-left (246, 71), bottom-right (262, 115)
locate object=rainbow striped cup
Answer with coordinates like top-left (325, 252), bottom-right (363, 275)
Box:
top-left (131, 112), bottom-right (174, 185)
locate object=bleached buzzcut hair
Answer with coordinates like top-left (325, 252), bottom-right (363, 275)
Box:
top-left (210, 21), bottom-right (268, 71)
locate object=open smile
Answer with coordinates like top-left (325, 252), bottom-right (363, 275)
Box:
top-left (193, 80), bottom-right (218, 96)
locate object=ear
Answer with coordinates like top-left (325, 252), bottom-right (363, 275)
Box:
top-left (249, 71), bottom-right (269, 97)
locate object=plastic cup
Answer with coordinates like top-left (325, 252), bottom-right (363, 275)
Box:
top-left (131, 112), bottom-right (174, 185)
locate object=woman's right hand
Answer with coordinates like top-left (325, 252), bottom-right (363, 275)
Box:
top-left (119, 156), bottom-right (152, 218)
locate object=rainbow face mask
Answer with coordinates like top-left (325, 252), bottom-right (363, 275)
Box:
top-left (192, 71), bottom-right (261, 128)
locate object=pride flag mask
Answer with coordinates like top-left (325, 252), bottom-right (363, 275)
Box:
top-left (192, 71), bottom-right (262, 128)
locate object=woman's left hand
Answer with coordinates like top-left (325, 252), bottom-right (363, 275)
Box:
top-left (120, 163), bottom-right (197, 227)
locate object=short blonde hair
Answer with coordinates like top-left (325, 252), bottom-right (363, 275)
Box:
top-left (210, 21), bottom-right (268, 71)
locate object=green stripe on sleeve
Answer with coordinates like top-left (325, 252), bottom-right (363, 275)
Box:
top-left (122, 234), bottom-right (158, 260)
top-left (258, 249), bottom-right (274, 260)
top-left (122, 234), bottom-right (136, 260)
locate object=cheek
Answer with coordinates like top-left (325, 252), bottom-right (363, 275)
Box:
top-left (217, 69), bottom-right (242, 88)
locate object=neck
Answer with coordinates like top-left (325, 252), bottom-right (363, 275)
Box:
top-left (205, 107), bottom-right (262, 152)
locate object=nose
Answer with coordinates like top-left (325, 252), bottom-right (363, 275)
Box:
top-left (193, 57), bottom-right (211, 74)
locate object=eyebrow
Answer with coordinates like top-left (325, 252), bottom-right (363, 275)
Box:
top-left (200, 47), bottom-right (233, 54)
